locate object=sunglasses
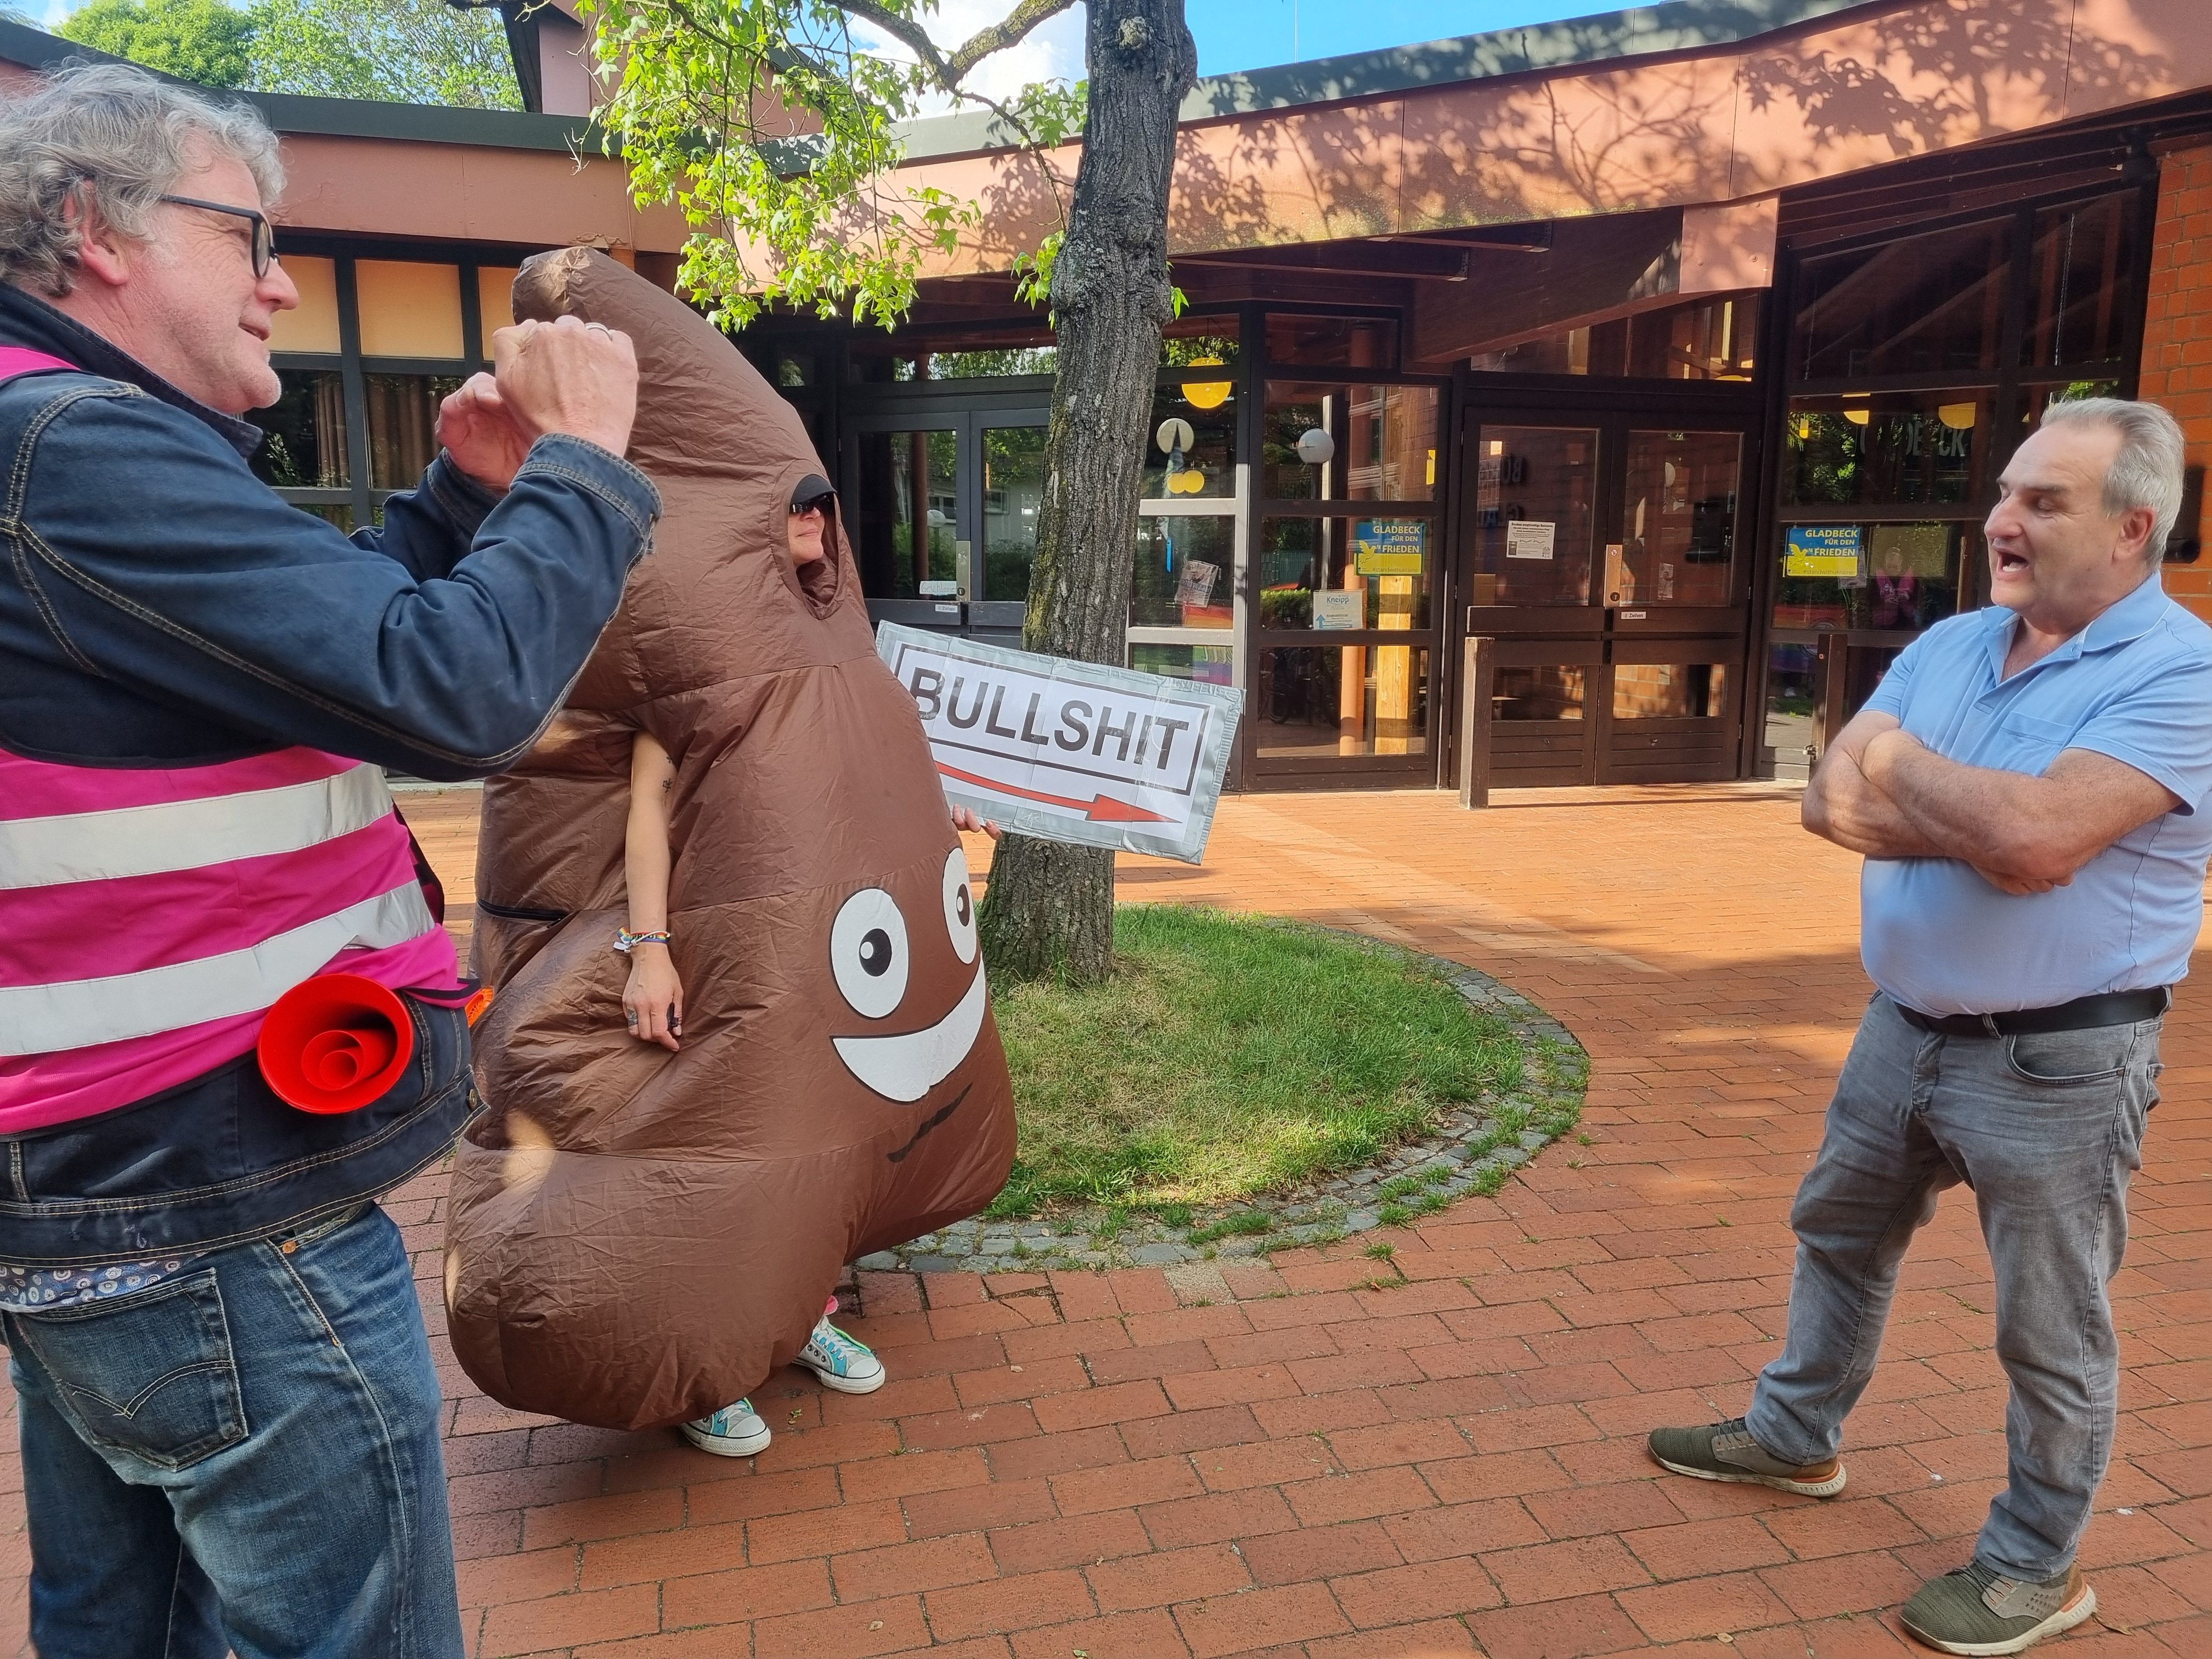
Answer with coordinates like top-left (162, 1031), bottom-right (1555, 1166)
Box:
top-left (790, 495), bottom-right (833, 516)
top-left (159, 194), bottom-right (276, 278)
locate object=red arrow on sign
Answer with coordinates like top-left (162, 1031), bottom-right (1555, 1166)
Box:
top-left (938, 761), bottom-right (1172, 825)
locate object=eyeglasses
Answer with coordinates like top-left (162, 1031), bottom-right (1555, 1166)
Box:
top-left (790, 496), bottom-right (833, 517)
top-left (158, 195), bottom-right (276, 278)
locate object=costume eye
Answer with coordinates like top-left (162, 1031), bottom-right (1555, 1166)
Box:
top-left (831, 887), bottom-right (909, 1019)
top-left (943, 847), bottom-right (978, 964)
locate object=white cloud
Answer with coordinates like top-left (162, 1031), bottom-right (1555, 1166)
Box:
top-left (848, 0), bottom-right (1086, 114)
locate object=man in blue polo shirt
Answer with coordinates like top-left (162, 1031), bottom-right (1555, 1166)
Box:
top-left (1649, 398), bottom-right (2209, 1657)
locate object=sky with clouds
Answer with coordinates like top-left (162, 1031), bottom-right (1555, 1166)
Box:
top-left (37, 0), bottom-right (1599, 89)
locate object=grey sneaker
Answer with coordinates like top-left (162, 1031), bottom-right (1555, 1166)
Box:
top-left (1646, 1417), bottom-right (1847, 1497)
top-left (1900, 1561), bottom-right (2095, 1656)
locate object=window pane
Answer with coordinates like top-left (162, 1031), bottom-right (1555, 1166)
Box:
top-left (477, 266), bottom-right (521, 352)
top-left (1256, 516), bottom-right (1433, 630)
top-left (268, 256), bottom-right (341, 354)
top-left (1471, 294), bottom-right (1758, 381)
top-left (1784, 391), bottom-right (1993, 507)
top-left (1133, 516), bottom-right (1235, 628)
top-left (1162, 314), bottom-right (1240, 372)
top-left (1147, 383), bottom-right (1236, 500)
top-left (848, 326), bottom-right (1055, 381)
top-left (1765, 642), bottom-right (1816, 781)
top-left (356, 261), bottom-right (465, 359)
top-left (1263, 383), bottom-right (1437, 500)
top-left (1255, 644), bottom-right (1428, 758)
top-left (1493, 665), bottom-right (1585, 720)
top-left (1468, 426), bottom-right (1599, 606)
top-left (981, 426), bottom-right (1047, 603)
top-left (364, 373), bottom-right (461, 490)
top-left (1775, 521), bottom-right (1965, 633)
top-left (1266, 314), bottom-right (1396, 369)
top-left (1623, 431), bottom-right (1740, 605)
top-left (1793, 219), bottom-right (2008, 380)
top-left (1130, 642), bottom-right (1234, 685)
top-left (2025, 194), bottom-right (2135, 369)
top-left (2021, 379), bottom-right (2123, 439)
top-left (250, 370), bottom-right (348, 488)
top-left (1612, 662), bottom-right (1727, 719)
top-left (853, 428), bottom-right (958, 598)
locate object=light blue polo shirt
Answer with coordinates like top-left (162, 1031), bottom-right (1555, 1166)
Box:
top-left (1859, 574), bottom-right (2212, 1015)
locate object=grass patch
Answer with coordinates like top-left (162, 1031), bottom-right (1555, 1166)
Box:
top-left (984, 907), bottom-right (1521, 1220)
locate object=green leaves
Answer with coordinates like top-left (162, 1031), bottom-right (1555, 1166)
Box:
top-left (245, 0), bottom-right (520, 108)
top-left (583, 0), bottom-right (1074, 329)
top-left (60, 0), bottom-right (256, 89)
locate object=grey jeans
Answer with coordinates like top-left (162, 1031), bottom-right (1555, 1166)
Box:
top-left (1746, 992), bottom-right (2160, 1579)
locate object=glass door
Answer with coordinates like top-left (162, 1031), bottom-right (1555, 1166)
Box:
top-left (851, 419), bottom-right (960, 602)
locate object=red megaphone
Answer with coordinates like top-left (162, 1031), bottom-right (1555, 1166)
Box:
top-left (257, 973), bottom-right (414, 1115)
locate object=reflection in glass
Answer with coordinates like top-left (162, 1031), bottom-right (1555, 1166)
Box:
top-left (1130, 642), bottom-right (1234, 685)
top-left (1774, 522), bottom-right (1964, 633)
top-left (1256, 516), bottom-right (1431, 630)
top-left (1785, 392), bottom-right (1990, 507)
top-left (251, 370), bottom-right (348, 489)
top-left (2021, 380), bottom-right (2123, 438)
top-left (855, 428), bottom-right (958, 598)
top-left (1794, 218), bottom-right (2008, 380)
top-left (1161, 313), bottom-right (1240, 371)
top-left (1468, 427), bottom-right (1598, 605)
top-left (1623, 431), bottom-right (1739, 605)
top-left (1255, 645), bottom-right (1428, 758)
top-left (1612, 663), bottom-right (1727, 719)
top-left (1133, 516), bottom-right (1235, 628)
top-left (294, 501), bottom-right (353, 533)
top-left (2025, 193), bottom-right (2135, 369)
top-left (1262, 383), bottom-right (1437, 500)
top-left (1469, 293), bottom-right (1758, 381)
top-left (1492, 666), bottom-right (1585, 721)
top-left (1265, 314), bottom-right (1395, 369)
top-left (982, 427), bottom-right (1047, 602)
top-left (847, 326), bottom-right (1055, 382)
top-left (1146, 384), bottom-right (1235, 500)
top-left (365, 373), bottom-right (462, 490)
top-left (1766, 643), bottom-right (1817, 781)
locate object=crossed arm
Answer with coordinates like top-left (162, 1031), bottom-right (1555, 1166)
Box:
top-left (1803, 711), bottom-right (2178, 891)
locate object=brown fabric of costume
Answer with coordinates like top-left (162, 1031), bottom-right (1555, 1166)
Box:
top-left (445, 250), bottom-right (1015, 1431)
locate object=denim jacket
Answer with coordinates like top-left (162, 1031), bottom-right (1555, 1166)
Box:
top-left (0, 284), bottom-right (662, 1265)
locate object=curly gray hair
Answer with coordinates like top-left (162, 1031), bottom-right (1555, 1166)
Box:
top-left (0, 61), bottom-right (284, 298)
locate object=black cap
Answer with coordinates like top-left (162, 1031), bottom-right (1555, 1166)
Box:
top-left (791, 473), bottom-right (836, 512)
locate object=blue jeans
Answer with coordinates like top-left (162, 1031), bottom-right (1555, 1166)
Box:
top-left (4, 1204), bottom-right (463, 1659)
top-left (1747, 994), bottom-right (2160, 1580)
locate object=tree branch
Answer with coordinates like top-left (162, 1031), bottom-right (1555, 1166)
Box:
top-left (945, 0), bottom-right (1078, 82)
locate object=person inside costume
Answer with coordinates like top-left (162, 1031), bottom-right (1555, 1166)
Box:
top-left (448, 247), bottom-right (1020, 1441)
top-left (615, 473), bottom-right (900, 1458)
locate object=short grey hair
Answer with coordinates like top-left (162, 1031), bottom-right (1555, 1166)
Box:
top-left (0, 61), bottom-right (283, 298)
top-left (2039, 395), bottom-right (2189, 563)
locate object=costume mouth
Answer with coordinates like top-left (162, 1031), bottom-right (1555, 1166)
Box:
top-left (833, 964), bottom-right (988, 1102)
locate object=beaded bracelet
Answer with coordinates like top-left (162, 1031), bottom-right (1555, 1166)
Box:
top-left (613, 928), bottom-right (672, 954)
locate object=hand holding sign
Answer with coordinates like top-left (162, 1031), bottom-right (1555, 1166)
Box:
top-left (878, 624), bottom-right (1244, 864)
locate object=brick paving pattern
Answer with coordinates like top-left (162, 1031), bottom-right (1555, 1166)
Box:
top-left (4, 783), bottom-right (2207, 1657)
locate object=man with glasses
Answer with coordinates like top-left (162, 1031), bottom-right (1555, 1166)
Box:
top-left (0, 64), bottom-right (657, 1658)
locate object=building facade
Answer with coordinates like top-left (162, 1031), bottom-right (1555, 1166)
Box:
top-left (5, 0), bottom-right (2210, 792)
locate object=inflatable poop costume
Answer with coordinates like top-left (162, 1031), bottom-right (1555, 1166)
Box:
top-left (445, 249), bottom-right (1017, 1431)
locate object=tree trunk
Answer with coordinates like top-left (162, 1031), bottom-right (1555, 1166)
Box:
top-left (976, 0), bottom-right (1196, 986)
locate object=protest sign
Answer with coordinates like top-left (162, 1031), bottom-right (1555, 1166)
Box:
top-left (877, 623), bottom-right (1244, 864)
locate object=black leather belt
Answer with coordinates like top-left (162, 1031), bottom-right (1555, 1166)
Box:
top-left (1892, 987), bottom-right (2170, 1038)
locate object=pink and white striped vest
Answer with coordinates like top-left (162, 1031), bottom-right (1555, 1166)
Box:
top-left (0, 348), bottom-right (458, 1133)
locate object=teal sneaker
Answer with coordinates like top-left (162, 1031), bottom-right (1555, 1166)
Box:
top-left (1900, 1561), bottom-right (2096, 1656)
top-left (794, 1308), bottom-right (885, 1395)
top-left (680, 1398), bottom-right (771, 1458)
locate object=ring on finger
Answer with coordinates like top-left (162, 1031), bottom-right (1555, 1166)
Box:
top-left (585, 321), bottom-right (612, 337)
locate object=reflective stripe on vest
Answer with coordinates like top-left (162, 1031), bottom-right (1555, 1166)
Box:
top-left (0, 752), bottom-right (439, 1056)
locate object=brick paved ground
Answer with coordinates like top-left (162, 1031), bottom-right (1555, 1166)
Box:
top-left (5, 783), bottom-right (2208, 1657)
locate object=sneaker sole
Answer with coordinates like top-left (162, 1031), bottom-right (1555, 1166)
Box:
top-left (680, 1421), bottom-right (771, 1458)
top-left (1649, 1447), bottom-right (1847, 1498)
top-left (1901, 1584), bottom-right (2096, 1656)
top-left (797, 1357), bottom-right (886, 1395)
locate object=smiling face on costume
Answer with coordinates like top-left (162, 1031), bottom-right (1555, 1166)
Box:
top-left (826, 847), bottom-right (987, 1113)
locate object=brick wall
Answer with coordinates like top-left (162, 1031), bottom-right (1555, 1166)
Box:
top-left (2138, 144), bottom-right (2212, 618)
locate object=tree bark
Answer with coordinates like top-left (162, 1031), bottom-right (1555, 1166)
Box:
top-left (976, 0), bottom-right (1196, 985)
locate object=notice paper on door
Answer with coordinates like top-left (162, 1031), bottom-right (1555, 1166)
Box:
top-left (1505, 520), bottom-right (1556, 561)
top-left (877, 622), bottom-right (1245, 863)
